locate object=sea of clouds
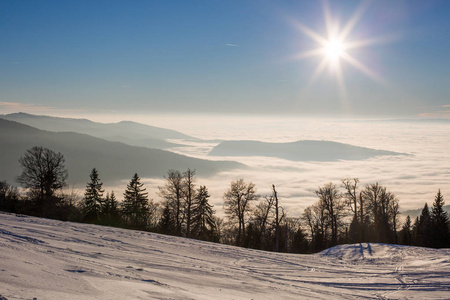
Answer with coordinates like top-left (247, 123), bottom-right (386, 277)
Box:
top-left (102, 114), bottom-right (450, 218)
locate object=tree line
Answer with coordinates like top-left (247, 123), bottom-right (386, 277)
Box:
top-left (1, 146), bottom-right (448, 252)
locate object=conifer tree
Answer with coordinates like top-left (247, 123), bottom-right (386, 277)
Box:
top-left (412, 216), bottom-right (420, 245)
top-left (122, 173), bottom-right (149, 229)
top-left (158, 202), bottom-right (176, 235)
top-left (291, 226), bottom-right (309, 254)
top-left (400, 215), bottom-right (412, 245)
top-left (191, 185), bottom-right (216, 241)
top-left (102, 191), bottom-right (120, 225)
top-left (430, 190), bottom-right (449, 248)
top-left (416, 203), bottom-right (432, 247)
top-left (82, 168), bottom-right (104, 223)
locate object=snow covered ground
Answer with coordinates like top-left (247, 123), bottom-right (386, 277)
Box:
top-left (1, 213), bottom-right (449, 299)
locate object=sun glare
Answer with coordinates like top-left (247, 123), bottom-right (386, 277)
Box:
top-left (291, 0), bottom-right (386, 96)
top-left (324, 39), bottom-right (344, 60)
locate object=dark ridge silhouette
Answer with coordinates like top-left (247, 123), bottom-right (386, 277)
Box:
top-left (0, 119), bottom-right (244, 185)
top-left (208, 140), bottom-right (407, 162)
top-left (1, 112), bottom-right (198, 149)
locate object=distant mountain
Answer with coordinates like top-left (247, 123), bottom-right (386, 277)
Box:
top-left (208, 140), bottom-right (406, 162)
top-left (1, 113), bottom-right (197, 149)
top-left (0, 119), bottom-right (244, 185)
top-left (401, 205), bottom-right (450, 219)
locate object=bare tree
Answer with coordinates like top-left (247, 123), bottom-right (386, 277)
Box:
top-left (17, 146), bottom-right (68, 212)
top-left (342, 178), bottom-right (359, 219)
top-left (224, 179), bottom-right (258, 245)
top-left (272, 184), bottom-right (280, 252)
top-left (342, 178), bottom-right (366, 241)
top-left (253, 195), bottom-right (275, 239)
top-left (158, 170), bottom-right (184, 235)
top-left (182, 168), bottom-right (196, 238)
top-left (362, 183), bottom-right (399, 243)
top-left (390, 199), bottom-right (400, 244)
top-left (315, 183), bottom-right (346, 246)
top-left (301, 201), bottom-right (328, 251)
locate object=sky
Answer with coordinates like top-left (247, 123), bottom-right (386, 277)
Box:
top-left (1, 0), bottom-right (450, 118)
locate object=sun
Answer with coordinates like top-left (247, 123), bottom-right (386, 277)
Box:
top-left (324, 38), bottom-right (345, 61)
top-left (290, 0), bottom-right (387, 95)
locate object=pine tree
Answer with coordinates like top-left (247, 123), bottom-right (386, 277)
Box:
top-left (82, 168), bottom-right (104, 223)
top-left (416, 203), bottom-right (432, 247)
top-left (101, 191), bottom-right (120, 225)
top-left (430, 190), bottom-right (449, 248)
top-left (411, 216), bottom-right (420, 245)
top-left (291, 226), bottom-right (309, 253)
top-left (122, 173), bottom-right (149, 229)
top-left (400, 215), bottom-right (412, 245)
top-left (158, 202), bottom-right (176, 235)
top-left (191, 186), bottom-right (216, 241)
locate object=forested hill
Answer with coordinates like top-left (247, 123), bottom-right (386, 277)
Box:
top-left (0, 118), bottom-right (243, 184)
top-left (1, 112), bottom-right (197, 149)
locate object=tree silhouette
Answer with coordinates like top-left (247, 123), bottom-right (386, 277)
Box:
top-left (101, 191), bottom-right (120, 225)
top-left (182, 169), bottom-right (196, 238)
top-left (416, 203), bottom-right (432, 247)
top-left (158, 202), bottom-right (176, 235)
top-left (0, 181), bottom-right (19, 213)
top-left (400, 215), bottom-right (412, 245)
top-left (191, 185), bottom-right (216, 241)
top-left (315, 182), bottom-right (345, 246)
top-left (82, 168), bottom-right (104, 223)
top-left (158, 170), bottom-right (184, 236)
top-left (430, 190), bottom-right (449, 248)
top-left (17, 146), bottom-right (68, 216)
top-left (122, 173), bottom-right (149, 229)
top-left (224, 179), bottom-right (258, 246)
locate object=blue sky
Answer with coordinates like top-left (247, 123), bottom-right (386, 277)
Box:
top-left (1, 0), bottom-right (450, 118)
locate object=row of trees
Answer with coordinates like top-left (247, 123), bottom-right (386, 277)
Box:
top-left (78, 167), bottom-right (219, 242)
top-left (1, 146), bottom-right (449, 252)
top-left (400, 191), bottom-right (449, 248)
top-left (301, 179), bottom-right (401, 251)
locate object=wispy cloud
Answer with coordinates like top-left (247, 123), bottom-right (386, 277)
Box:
top-left (418, 112), bottom-right (450, 118)
top-left (418, 104), bottom-right (450, 118)
top-left (225, 43), bottom-right (238, 47)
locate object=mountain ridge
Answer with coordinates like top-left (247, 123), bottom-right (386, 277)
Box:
top-left (1, 112), bottom-right (197, 149)
top-left (0, 118), bottom-right (244, 185)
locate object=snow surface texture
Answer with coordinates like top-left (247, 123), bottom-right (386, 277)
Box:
top-left (1, 213), bottom-right (449, 299)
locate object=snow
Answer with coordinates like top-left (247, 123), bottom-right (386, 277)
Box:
top-left (1, 213), bottom-right (449, 299)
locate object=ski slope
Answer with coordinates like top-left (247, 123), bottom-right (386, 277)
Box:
top-left (0, 213), bottom-right (449, 299)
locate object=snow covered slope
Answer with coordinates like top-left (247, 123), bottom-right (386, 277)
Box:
top-left (1, 213), bottom-right (449, 299)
